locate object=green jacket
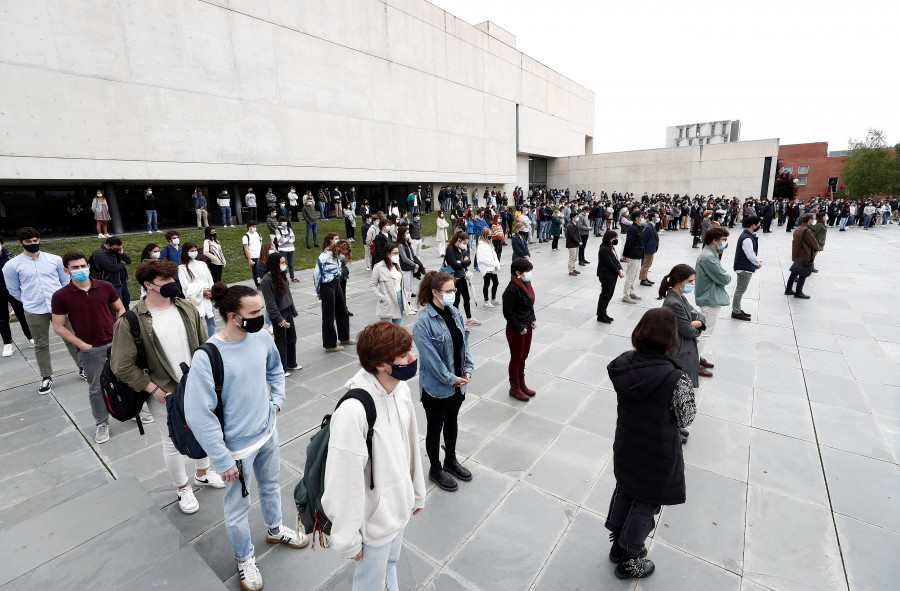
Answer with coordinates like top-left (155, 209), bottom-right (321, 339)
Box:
top-left (302, 204), bottom-right (318, 223)
top-left (550, 217), bottom-right (563, 236)
top-left (110, 298), bottom-right (207, 394)
top-left (695, 245), bottom-right (732, 307)
top-left (812, 223), bottom-right (827, 250)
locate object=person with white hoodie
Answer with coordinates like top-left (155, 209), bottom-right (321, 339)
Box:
top-left (323, 321), bottom-right (426, 591)
top-left (476, 228), bottom-right (501, 307)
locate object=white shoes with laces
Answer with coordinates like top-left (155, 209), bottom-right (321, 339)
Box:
top-left (177, 486), bottom-right (199, 514)
top-left (237, 556), bottom-right (263, 591)
top-left (2, 344), bottom-right (12, 357)
top-left (194, 471), bottom-right (225, 489)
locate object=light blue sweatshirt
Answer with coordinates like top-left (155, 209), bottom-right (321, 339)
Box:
top-left (184, 331), bottom-right (285, 472)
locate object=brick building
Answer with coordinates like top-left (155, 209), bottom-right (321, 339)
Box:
top-left (777, 142), bottom-right (847, 202)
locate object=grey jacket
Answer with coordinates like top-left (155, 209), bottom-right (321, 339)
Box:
top-left (260, 273), bottom-right (298, 326)
top-left (576, 213), bottom-right (591, 234)
top-left (662, 289), bottom-right (705, 387)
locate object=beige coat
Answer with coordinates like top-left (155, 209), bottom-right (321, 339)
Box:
top-left (370, 261), bottom-right (403, 318)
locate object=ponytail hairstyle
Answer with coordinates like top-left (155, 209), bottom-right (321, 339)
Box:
top-left (416, 270), bottom-right (454, 308)
top-left (210, 282), bottom-right (259, 321)
top-left (657, 263), bottom-right (695, 300)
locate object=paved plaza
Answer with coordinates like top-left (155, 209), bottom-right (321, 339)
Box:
top-left (2, 222), bottom-right (900, 591)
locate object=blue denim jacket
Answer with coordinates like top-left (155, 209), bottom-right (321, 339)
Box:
top-left (413, 304), bottom-right (474, 399)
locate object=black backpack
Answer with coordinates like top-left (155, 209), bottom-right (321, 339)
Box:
top-left (293, 389), bottom-right (376, 548)
top-left (166, 343), bottom-right (224, 460)
top-left (101, 310), bottom-right (150, 435)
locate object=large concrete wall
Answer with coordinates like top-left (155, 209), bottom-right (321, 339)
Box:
top-left (548, 139), bottom-right (780, 199)
top-left (0, 0), bottom-right (594, 185)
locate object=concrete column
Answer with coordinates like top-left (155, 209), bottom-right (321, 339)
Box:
top-left (382, 183), bottom-right (390, 213)
top-left (103, 182), bottom-right (124, 235)
top-left (231, 182), bottom-right (243, 225)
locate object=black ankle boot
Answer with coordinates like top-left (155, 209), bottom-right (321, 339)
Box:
top-left (608, 532), bottom-right (648, 564)
top-left (443, 457), bottom-right (472, 481)
top-left (429, 467), bottom-right (458, 491)
top-left (615, 555), bottom-right (655, 579)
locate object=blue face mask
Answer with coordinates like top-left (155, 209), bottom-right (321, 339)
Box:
top-left (440, 293), bottom-right (455, 307)
top-left (71, 268), bottom-right (90, 282)
top-left (681, 284), bottom-right (694, 294)
top-left (188, 251), bottom-right (198, 259)
top-left (521, 271), bottom-right (532, 283)
top-left (717, 240), bottom-right (728, 250)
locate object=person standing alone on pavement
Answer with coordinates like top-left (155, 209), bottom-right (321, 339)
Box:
top-left (694, 227), bottom-right (731, 368)
top-left (731, 216), bottom-right (761, 321)
top-left (621, 211), bottom-right (645, 303)
top-left (639, 212), bottom-right (659, 287)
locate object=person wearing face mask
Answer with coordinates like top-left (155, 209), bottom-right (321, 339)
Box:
top-left (51, 251), bottom-right (126, 444)
top-left (344, 200), bottom-right (357, 242)
top-left (91, 235), bottom-right (131, 305)
top-left (694, 227), bottom-right (732, 367)
top-left (435, 211), bottom-right (449, 256)
top-left (274, 217), bottom-right (298, 282)
top-left (409, 212), bottom-right (423, 258)
top-left (596, 230), bottom-right (624, 323)
top-left (445, 231), bottom-right (480, 326)
top-left (3, 227), bottom-right (82, 394)
top-left (277, 200), bottom-right (291, 228)
top-left (502, 258), bottom-right (537, 401)
top-left (178, 242), bottom-right (217, 338)
top-left (413, 272), bottom-right (475, 491)
top-left (660, 264), bottom-right (705, 389)
top-left (511, 222), bottom-right (531, 261)
top-left (202, 227), bottom-right (226, 283)
top-left (550, 209), bottom-right (563, 250)
top-left (731, 216), bottom-right (762, 321)
top-left (371, 243), bottom-right (405, 324)
top-left (192, 188), bottom-right (209, 229)
top-left (242, 220), bottom-right (263, 287)
top-left (144, 187), bottom-right (159, 233)
top-left (301, 196), bottom-right (319, 249)
top-left (111, 259), bottom-right (225, 515)
top-left (638, 213), bottom-right (659, 287)
top-left (186, 282), bottom-right (306, 591)
top-left (620, 211), bottom-right (645, 303)
top-left (314, 238), bottom-right (355, 352)
top-left (811, 211), bottom-right (827, 272)
top-left (217, 188), bottom-right (234, 227)
top-left (396, 226), bottom-right (424, 314)
top-left (261, 255), bottom-right (300, 375)
top-left (91, 190), bottom-right (111, 238)
top-left (785, 214), bottom-right (820, 299)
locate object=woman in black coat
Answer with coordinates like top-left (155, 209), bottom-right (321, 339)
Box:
top-left (444, 230), bottom-right (479, 326)
top-left (502, 257), bottom-right (536, 401)
top-left (605, 308), bottom-right (696, 580)
top-left (596, 230), bottom-right (624, 323)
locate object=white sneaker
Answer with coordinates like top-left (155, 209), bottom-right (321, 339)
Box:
top-left (148, 230), bottom-right (153, 234)
top-left (491, 299), bottom-right (501, 305)
top-left (630, 293), bottom-right (642, 301)
top-left (38, 377), bottom-right (52, 395)
top-left (138, 410), bottom-right (155, 424)
top-left (621, 297), bottom-right (636, 305)
top-left (266, 525), bottom-right (309, 549)
top-left (287, 365), bottom-right (302, 371)
top-left (98, 233), bottom-right (104, 238)
top-left (94, 423), bottom-right (109, 444)
top-left (177, 486), bottom-right (199, 514)
top-left (483, 301), bottom-right (494, 308)
top-left (29, 339), bottom-right (35, 347)
top-left (194, 471), bottom-right (225, 489)
top-left (237, 556), bottom-right (263, 591)
top-left (2, 344), bottom-right (12, 357)
top-left (284, 371), bottom-right (291, 377)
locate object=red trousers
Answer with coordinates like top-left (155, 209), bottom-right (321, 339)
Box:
top-left (505, 324), bottom-right (533, 389)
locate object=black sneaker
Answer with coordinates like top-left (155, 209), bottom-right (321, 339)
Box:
top-left (429, 468), bottom-right (458, 492)
top-left (79, 367), bottom-right (87, 381)
top-left (608, 533), bottom-right (648, 564)
top-left (38, 376), bottom-right (52, 395)
top-left (615, 557), bottom-right (655, 579)
top-left (443, 457), bottom-right (472, 482)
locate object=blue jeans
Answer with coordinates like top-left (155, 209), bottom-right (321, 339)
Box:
top-left (883, 212), bottom-right (889, 225)
top-left (848, 215), bottom-right (855, 227)
top-left (539, 221), bottom-right (550, 240)
top-left (319, 202), bottom-right (328, 219)
top-left (306, 221), bottom-right (318, 246)
top-left (220, 206), bottom-right (231, 225)
top-left (352, 529), bottom-right (404, 591)
top-left (224, 429), bottom-right (282, 562)
top-left (863, 215), bottom-right (871, 228)
top-left (839, 217), bottom-right (848, 230)
top-left (204, 315), bottom-right (217, 339)
top-left (380, 291), bottom-right (404, 325)
top-left (146, 210), bottom-right (158, 231)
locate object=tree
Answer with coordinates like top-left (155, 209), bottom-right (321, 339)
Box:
top-left (772, 159), bottom-right (797, 201)
top-left (841, 129), bottom-right (899, 200)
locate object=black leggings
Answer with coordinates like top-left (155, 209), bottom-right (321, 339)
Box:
top-left (551, 236), bottom-right (560, 249)
top-left (454, 277), bottom-right (471, 318)
top-left (482, 273), bottom-right (498, 301)
top-left (494, 240), bottom-right (502, 261)
top-left (422, 390), bottom-right (464, 471)
top-left (0, 292), bottom-right (32, 344)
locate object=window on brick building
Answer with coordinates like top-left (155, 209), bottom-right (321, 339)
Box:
top-left (796, 177), bottom-right (807, 185)
top-left (798, 165), bottom-right (809, 174)
top-left (782, 166), bottom-right (793, 174)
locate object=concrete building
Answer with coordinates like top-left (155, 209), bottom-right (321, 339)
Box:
top-left (777, 142), bottom-right (848, 202)
top-left (666, 120), bottom-right (741, 148)
top-left (550, 139), bottom-right (778, 199)
top-left (0, 0), bottom-right (595, 234)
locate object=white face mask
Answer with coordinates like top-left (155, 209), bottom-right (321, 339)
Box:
top-left (811, 220), bottom-right (817, 226)
top-left (150, 251), bottom-right (161, 259)
top-left (171, 238), bottom-right (180, 246)
top-left (249, 227), bottom-right (257, 233)
top-left (390, 254), bottom-right (400, 264)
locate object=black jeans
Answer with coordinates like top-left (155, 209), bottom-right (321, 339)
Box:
top-left (579, 234), bottom-right (589, 263)
top-left (482, 273), bottom-right (498, 301)
top-left (0, 292), bottom-right (32, 344)
top-left (422, 390), bottom-right (464, 471)
top-left (454, 277), bottom-right (471, 318)
top-left (551, 236), bottom-right (560, 249)
top-left (272, 318), bottom-right (297, 369)
top-left (250, 258), bottom-right (260, 287)
top-left (283, 251), bottom-right (295, 279)
top-left (597, 277), bottom-right (617, 318)
top-left (209, 263), bottom-right (224, 283)
top-left (494, 240), bottom-right (502, 261)
top-left (786, 273), bottom-right (807, 294)
top-left (605, 483), bottom-right (661, 556)
top-left (320, 279), bottom-right (350, 348)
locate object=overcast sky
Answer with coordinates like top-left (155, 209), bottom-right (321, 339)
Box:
top-left (429, 0), bottom-right (898, 154)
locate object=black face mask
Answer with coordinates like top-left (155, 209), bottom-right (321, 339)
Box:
top-left (153, 282), bottom-right (180, 299)
top-left (22, 243), bottom-right (40, 253)
top-left (236, 314), bottom-right (265, 333)
top-left (388, 359), bottom-right (418, 381)
top-left (611, 239), bottom-right (619, 245)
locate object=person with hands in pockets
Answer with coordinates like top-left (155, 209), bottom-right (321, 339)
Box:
top-left (323, 321), bottom-right (426, 591)
top-left (184, 282), bottom-right (308, 591)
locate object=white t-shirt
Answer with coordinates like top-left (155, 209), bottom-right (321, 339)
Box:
top-left (149, 305), bottom-right (192, 382)
top-left (389, 266), bottom-right (403, 293)
top-left (242, 231), bottom-right (262, 258)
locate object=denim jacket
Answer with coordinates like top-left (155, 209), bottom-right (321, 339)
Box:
top-left (413, 304), bottom-right (474, 399)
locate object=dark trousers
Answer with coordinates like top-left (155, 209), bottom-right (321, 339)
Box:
top-left (422, 391), bottom-right (464, 471)
top-left (248, 206), bottom-right (257, 222)
top-left (209, 263), bottom-right (224, 283)
top-left (345, 218), bottom-right (355, 239)
top-left (283, 251), bottom-right (295, 279)
top-left (115, 283), bottom-right (131, 310)
top-left (493, 240), bottom-right (502, 261)
top-left (482, 273), bottom-right (498, 301)
top-left (454, 277), bottom-right (471, 318)
top-left (605, 483), bottom-right (661, 556)
top-left (551, 236), bottom-right (560, 249)
top-left (505, 324), bottom-right (532, 390)
top-left (597, 277), bottom-right (617, 318)
top-left (762, 217), bottom-right (773, 232)
top-left (0, 292), bottom-right (32, 344)
top-left (250, 258), bottom-right (260, 286)
top-left (320, 279), bottom-right (350, 348)
top-left (786, 273), bottom-right (807, 294)
top-left (579, 234), bottom-right (589, 263)
top-left (272, 319), bottom-right (297, 370)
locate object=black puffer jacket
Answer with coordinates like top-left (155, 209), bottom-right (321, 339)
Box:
top-left (501, 277), bottom-right (536, 334)
top-left (606, 351), bottom-right (687, 506)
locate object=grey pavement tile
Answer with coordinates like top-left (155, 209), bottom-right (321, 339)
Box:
top-left (703, 354), bottom-right (755, 388)
top-left (0, 429), bottom-right (90, 476)
top-left (109, 439), bottom-right (179, 481)
top-left (277, 396), bottom-right (338, 444)
top-left (821, 447), bottom-right (900, 535)
top-left (531, 509), bottom-right (635, 591)
top-left (405, 462), bottom-right (515, 563)
top-left (697, 382), bottom-right (753, 425)
top-left (582, 455), bottom-right (616, 518)
top-left (803, 371), bottom-right (870, 412)
top-left (872, 413), bottom-right (900, 464)
top-left (562, 353), bottom-right (613, 388)
top-left (528, 322), bottom-right (575, 345)
top-left (830, 320), bottom-right (875, 339)
top-left (794, 330), bottom-right (841, 352)
top-left (447, 483), bottom-right (570, 591)
top-left (0, 444), bottom-right (104, 506)
top-left (472, 413), bottom-right (564, 478)
top-left (869, 324), bottom-right (900, 344)
top-left (751, 389), bottom-right (816, 442)
top-left (811, 402), bottom-right (894, 462)
top-left (755, 341), bottom-right (801, 369)
top-left (754, 363), bottom-right (807, 398)
top-left (635, 540), bottom-right (742, 591)
top-left (755, 325), bottom-right (797, 346)
top-left (569, 388), bottom-right (618, 440)
top-left (833, 514), bottom-right (900, 591)
top-left (0, 412), bottom-right (78, 454)
top-left (466, 358), bottom-right (510, 396)
top-left (0, 468), bottom-right (113, 531)
top-left (743, 485), bottom-right (847, 591)
top-left (656, 465), bottom-right (747, 575)
top-left (682, 415), bottom-right (751, 483)
top-left (528, 347), bottom-right (585, 377)
top-left (454, 398), bottom-right (518, 457)
top-left (845, 355), bottom-right (900, 387)
top-left (520, 378), bottom-right (595, 425)
top-left (0, 403), bottom-right (61, 437)
top-left (426, 571), bottom-right (479, 591)
top-left (799, 347), bottom-right (852, 377)
top-left (748, 428), bottom-right (829, 508)
top-left (592, 334), bottom-right (634, 358)
top-left (524, 426), bottom-right (612, 504)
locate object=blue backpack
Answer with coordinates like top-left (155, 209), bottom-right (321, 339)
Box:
top-left (166, 343), bottom-right (224, 460)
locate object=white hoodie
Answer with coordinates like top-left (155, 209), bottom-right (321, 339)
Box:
top-left (323, 368), bottom-right (426, 558)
